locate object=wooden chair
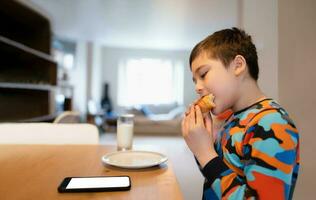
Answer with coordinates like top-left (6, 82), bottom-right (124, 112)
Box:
top-left (0, 123), bottom-right (99, 144)
top-left (53, 111), bottom-right (81, 123)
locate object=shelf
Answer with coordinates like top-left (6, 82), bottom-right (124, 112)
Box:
top-left (0, 36), bottom-right (57, 85)
top-left (0, 1), bottom-right (58, 122)
top-left (0, 36), bottom-right (54, 62)
top-left (0, 1), bottom-right (50, 54)
top-left (0, 82), bottom-right (56, 91)
top-left (18, 113), bottom-right (60, 123)
top-left (0, 88), bottom-right (55, 122)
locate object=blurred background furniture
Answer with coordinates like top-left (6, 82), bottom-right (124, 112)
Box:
top-left (127, 103), bottom-right (184, 135)
top-left (0, 123), bottom-right (99, 144)
top-left (87, 99), bottom-right (105, 128)
top-left (53, 111), bottom-right (81, 123)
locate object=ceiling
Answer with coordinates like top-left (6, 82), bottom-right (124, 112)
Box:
top-left (24, 0), bottom-right (239, 50)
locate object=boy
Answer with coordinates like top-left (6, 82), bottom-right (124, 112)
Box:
top-left (182, 27), bottom-right (299, 200)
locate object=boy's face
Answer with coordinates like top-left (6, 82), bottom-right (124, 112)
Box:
top-left (191, 52), bottom-right (240, 115)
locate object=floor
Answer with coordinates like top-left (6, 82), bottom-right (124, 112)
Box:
top-left (99, 132), bottom-right (204, 200)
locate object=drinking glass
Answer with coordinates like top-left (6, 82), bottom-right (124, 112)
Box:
top-left (116, 114), bottom-right (134, 151)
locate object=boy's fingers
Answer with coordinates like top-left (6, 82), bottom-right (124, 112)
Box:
top-left (181, 116), bottom-right (188, 136)
top-left (204, 113), bottom-right (213, 133)
top-left (195, 105), bottom-right (203, 126)
top-left (185, 98), bottom-right (200, 116)
top-left (188, 105), bottom-right (196, 127)
top-left (204, 113), bottom-right (212, 124)
top-left (185, 104), bottom-right (193, 116)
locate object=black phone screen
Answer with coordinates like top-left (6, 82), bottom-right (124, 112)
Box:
top-left (58, 176), bottom-right (131, 192)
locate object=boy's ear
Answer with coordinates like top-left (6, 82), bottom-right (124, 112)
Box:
top-left (233, 55), bottom-right (247, 76)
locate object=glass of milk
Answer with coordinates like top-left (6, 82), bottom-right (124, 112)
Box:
top-left (117, 114), bottom-right (134, 151)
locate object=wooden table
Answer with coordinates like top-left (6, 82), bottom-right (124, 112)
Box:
top-left (0, 145), bottom-right (183, 200)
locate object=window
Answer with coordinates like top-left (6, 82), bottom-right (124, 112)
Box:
top-left (118, 58), bottom-right (183, 106)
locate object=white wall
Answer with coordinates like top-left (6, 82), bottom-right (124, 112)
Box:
top-left (69, 41), bottom-right (88, 115)
top-left (85, 42), bottom-right (103, 107)
top-left (96, 0), bottom-right (280, 114)
top-left (241, 0), bottom-right (278, 100)
top-left (21, 0), bottom-right (279, 119)
top-left (101, 47), bottom-right (195, 112)
top-left (91, 43), bottom-right (102, 104)
top-left (279, 0), bottom-right (316, 199)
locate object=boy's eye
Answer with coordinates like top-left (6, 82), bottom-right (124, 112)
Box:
top-left (200, 71), bottom-right (208, 79)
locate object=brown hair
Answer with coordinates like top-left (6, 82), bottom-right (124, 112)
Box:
top-left (189, 27), bottom-right (259, 80)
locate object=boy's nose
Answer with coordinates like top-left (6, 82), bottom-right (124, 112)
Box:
top-left (195, 83), bottom-right (204, 96)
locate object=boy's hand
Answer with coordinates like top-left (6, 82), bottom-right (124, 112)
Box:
top-left (184, 98), bottom-right (199, 116)
top-left (185, 100), bottom-right (210, 118)
top-left (182, 105), bottom-right (218, 168)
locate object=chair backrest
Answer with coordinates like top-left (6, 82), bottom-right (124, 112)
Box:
top-left (0, 123), bottom-right (99, 144)
top-left (53, 111), bottom-right (81, 123)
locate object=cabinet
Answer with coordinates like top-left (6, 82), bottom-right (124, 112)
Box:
top-left (0, 1), bottom-right (57, 122)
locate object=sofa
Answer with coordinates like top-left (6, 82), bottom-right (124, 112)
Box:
top-left (127, 103), bottom-right (185, 136)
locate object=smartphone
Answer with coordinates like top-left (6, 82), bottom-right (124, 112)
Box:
top-left (58, 176), bottom-right (131, 193)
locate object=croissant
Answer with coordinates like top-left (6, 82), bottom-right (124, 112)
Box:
top-left (195, 94), bottom-right (216, 113)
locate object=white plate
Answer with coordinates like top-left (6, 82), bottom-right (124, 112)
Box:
top-left (101, 150), bottom-right (168, 169)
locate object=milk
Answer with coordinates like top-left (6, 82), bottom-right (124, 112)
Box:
top-left (117, 123), bottom-right (134, 150)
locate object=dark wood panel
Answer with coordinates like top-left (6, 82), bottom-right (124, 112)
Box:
top-left (0, 1), bottom-right (51, 54)
top-left (0, 36), bottom-right (57, 85)
top-left (0, 1), bottom-right (57, 121)
top-left (0, 88), bottom-right (52, 122)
